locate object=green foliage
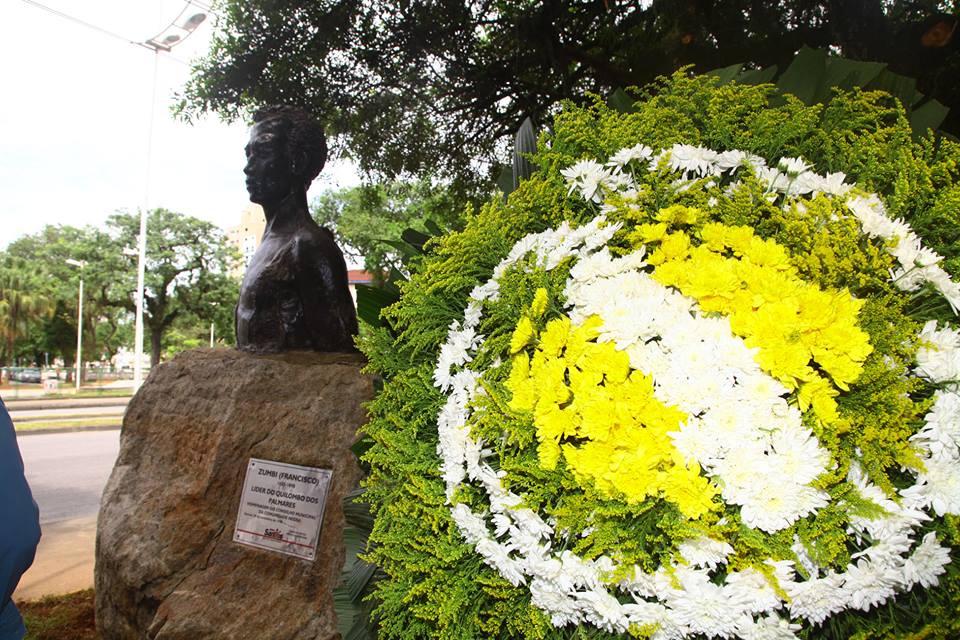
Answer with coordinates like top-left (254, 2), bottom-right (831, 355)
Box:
top-left (710, 46), bottom-right (951, 138)
top-left (182, 1), bottom-right (960, 189)
top-left (1, 224), bottom-right (126, 367)
top-left (0, 209), bottom-right (237, 368)
top-left (105, 209), bottom-right (238, 365)
top-left (312, 180), bottom-right (466, 280)
top-left (0, 256), bottom-right (53, 366)
top-left (358, 73), bottom-right (960, 638)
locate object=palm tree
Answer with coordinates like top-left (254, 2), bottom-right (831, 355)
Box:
top-left (0, 260), bottom-right (52, 366)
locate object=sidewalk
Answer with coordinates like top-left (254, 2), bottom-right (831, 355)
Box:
top-left (15, 516), bottom-right (98, 601)
top-left (1, 379), bottom-right (135, 401)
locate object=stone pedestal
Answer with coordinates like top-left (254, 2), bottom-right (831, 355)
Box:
top-left (95, 349), bottom-right (371, 640)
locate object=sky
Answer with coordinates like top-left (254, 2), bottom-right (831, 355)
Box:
top-left (0, 0), bottom-right (360, 252)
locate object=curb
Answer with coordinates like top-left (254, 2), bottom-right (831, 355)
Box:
top-left (16, 424), bottom-right (122, 437)
top-left (4, 398), bottom-right (131, 411)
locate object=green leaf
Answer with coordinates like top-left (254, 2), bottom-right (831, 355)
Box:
top-left (868, 69), bottom-right (921, 108)
top-left (350, 436), bottom-right (375, 467)
top-left (381, 239), bottom-right (419, 259)
top-left (822, 57), bottom-right (885, 95)
top-left (512, 117), bottom-right (538, 190)
top-left (334, 526), bottom-right (378, 638)
top-left (343, 488), bottom-right (374, 530)
top-left (776, 46), bottom-right (826, 104)
top-left (423, 219), bottom-right (444, 236)
top-left (496, 164), bottom-right (514, 199)
top-left (706, 62), bottom-right (744, 85)
top-left (400, 228), bottom-right (431, 252)
top-left (607, 87), bottom-right (637, 114)
top-left (385, 267), bottom-right (407, 290)
top-left (737, 65), bottom-right (778, 85)
top-left (355, 283), bottom-right (400, 328)
top-left (911, 99), bottom-right (950, 139)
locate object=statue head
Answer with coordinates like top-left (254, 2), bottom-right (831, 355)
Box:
top-left (244, 105), bottom-right (328, 205)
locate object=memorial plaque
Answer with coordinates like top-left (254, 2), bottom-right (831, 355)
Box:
top-left (234, 458), bottom-right (332, 560)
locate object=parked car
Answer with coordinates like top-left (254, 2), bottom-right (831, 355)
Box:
top-left (12, 368), bottom-right (42, 383)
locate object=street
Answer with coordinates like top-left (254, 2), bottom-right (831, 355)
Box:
top-left (18, 429), bottom-right (121, 523)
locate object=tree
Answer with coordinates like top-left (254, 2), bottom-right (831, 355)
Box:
top-left (4, 224), bottom-right (132, 368)
top-left (2, 210), bottom-right (239, 369)
top-left (107, 209), bottom-right (238, 366)
top-left (311, 179), bottom-right (465, 279)
top-left (180, 1), bottom-right (960, 189)
top-left (0, 257), bottom-right (52, 366)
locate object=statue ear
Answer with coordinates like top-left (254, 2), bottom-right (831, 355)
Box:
top-left (289, 149), bottom-right (308, 178)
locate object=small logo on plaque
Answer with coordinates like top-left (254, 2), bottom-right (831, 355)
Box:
top-left (233, 458), bottom-right (332, 561)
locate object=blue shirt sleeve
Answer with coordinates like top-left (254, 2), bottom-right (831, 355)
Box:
top-left (0, 398), bottom-right (41, 639)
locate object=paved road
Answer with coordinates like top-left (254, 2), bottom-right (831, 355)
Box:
top-left (18, 429), bottom-right (121, 524)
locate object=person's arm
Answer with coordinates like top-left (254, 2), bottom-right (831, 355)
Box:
top-left (0, 398), bottom-right (41, 638)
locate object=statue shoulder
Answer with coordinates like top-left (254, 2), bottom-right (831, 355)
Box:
top-left (291, 224), bottom-right (347, 274)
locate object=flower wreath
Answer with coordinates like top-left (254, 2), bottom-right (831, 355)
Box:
top-left (432, 144), bottom-right (960, 639)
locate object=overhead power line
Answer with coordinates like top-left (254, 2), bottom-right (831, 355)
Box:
top-left (17, 0), bottom-right (198, 65)
top-left (20, 0), bottom-right (149, 49)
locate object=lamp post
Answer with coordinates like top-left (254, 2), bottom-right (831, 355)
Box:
top-left (132, 7), bottom-right (207, 390)
top-left (66, 259), bottom-right (87, 392)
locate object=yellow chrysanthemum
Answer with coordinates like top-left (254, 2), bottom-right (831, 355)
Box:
top-left (507, 305), bottom-right (718, 520)
top-left (510, 316), bottom-right (536, 354)
top-left (648, 224), bottom-right (872, 421)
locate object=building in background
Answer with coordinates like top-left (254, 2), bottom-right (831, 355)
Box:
top-left (347, 270), bottom-right (373, 304)
top-left (226, 204), bottom-right (266, 279)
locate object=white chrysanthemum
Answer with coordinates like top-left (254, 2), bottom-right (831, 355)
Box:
top-left (530, 578), bottom-right (582, 627)
top-left (785, 571), bottom-right (846, 623)
top-left (757, 166), bottom-right (790, 192)
top-left (475, 538), bottom-right (525, 586)
top-left (840, 560), bottom-right (897, 611)
top-left (914, 391), bottom-right (960, 462)
top-left (715, 150), bottom-right (751, 172)
top-left (916, 321), bottom-right (960, 383)
top-left (817, 171), bottom-right (852, 196)
top-left (664, 568), bottom-right (744, 638)
top-left (560, 159), bottom-right (613, 203)
top-left (723, 568), bottom-right (781, 614)
top-left (736, 614), bottom-right (801, 640)
top-left (905, 532), bottom-right (951, 588)
top-left (678, 537), bottom-right (734, 570)
top-left (778, 156), bottom-right (811, 175)
top-left (574, 588), bottom-right (630, 634)
top-left (902, 456), bottom-right (960, 515)
top-left (667, 144), bottom-right (720, 177)
top-left (739, 481), bottom-right (828, 533)
top-left (607, 143), bottom-right (653, 168)
top-left (768, 427), bottom-right (831, 486)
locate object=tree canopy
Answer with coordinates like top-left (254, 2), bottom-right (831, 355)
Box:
top-left (0, 209), bottom-right (238, 369)
top-left (181, 0), bottom-right (960, 189)
top-left (311, 179), bottom-right (465, 279)
top-left (106, 209), bottom-right (238, 366)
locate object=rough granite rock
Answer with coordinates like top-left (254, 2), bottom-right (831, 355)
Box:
top-left (95, 348), bottom-right (371, 640)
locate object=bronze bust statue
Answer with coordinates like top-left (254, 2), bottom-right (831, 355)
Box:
top-left (235, 106), bottom-right (359, 353)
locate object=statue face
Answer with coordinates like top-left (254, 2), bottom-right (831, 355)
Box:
top-left (244, 119), bottom-right (295, 205)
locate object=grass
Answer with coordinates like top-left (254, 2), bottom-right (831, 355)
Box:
top-left (15, 418), bottom-right (121, 433)
top-left (18, 589), bottom-right (98, 640)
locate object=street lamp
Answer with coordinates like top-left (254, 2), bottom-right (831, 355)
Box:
top-left (131, 6), bottom-right (207, 390)
top-left (66, 258), bottom-right (87, 392)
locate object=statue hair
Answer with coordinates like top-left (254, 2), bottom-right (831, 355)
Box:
top-left (252, 105), bottom-right (327, 184)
